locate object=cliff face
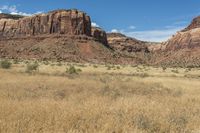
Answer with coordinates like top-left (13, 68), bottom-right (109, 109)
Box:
top-left (150, 16), bottom-right (200, 67)
top-left (183, 16), bottom-right (200, 31)
top-left (0, 9), bottom-right (91, 38)
top-left (91, 27), bottom-right (108, 45)
top-left (164, 29), bottom-right (200, 51)
top-left (0, 9), bottom-right (114, 63)
top-left (163, 16), bottom-right (200, 51)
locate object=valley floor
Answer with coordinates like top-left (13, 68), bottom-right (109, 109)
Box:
top-left (0, 60), bottom-right (200, 133)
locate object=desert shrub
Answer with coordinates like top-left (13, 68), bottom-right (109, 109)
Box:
top-left (134, 114), bottom-right (161, 132)
top-left (57, 62), bottom-right (62, 66)
top-left (24, 61), bottom-right (29, 64)
top-left (54, 90), bottom-right (66, 100)
top-left (0, 60), bottom-right (12, 69)
top-left (132, 73), bottom-right (149, 78)
top-left (171, 69), bottom-right (179, 73)
top-left (168, 113), bottom-right (188, 132)
top-left (26, 62), bottom-right (39, 73)
top-left (162, 66), bottom-right (167, 71)
top-left (13, 59), bottom-right (19, 64)
top-left (43, 61), bottom-right (49, 65)
top-left (185, 68), bottom-right (191, 73)
top-left (106, 65), bottom-right (117, 70)
top-left (76, 64), bottom-right (86, 67)
top-left (107, 66), bottom-right (112, 70)
top-left (66, 65), bottom-right (82, 74)
top-left (140, 73), bottom-right (149, 78)
top-left (116, 66), bottom-right (121, 69)
top-left (50, 63), bottom-right (55, 66)
top-left (93, 65), bottom-right (98, 68)
top-left (99, 85), bottom-right (121, 99)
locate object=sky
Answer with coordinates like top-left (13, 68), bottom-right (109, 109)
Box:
top-left (0, 0), bottom-right (199, 42)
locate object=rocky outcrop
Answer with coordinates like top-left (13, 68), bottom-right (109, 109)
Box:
top-left (163, 16), bottom-right (200, 51)
top-left (152, 16), bottom-right (200, 67)
top-left (183, 16), bottom-right (200, 31)
top-left (147, 43), bottom-right (164, 52)
top-left (107, 33), bottom-right (126, 38)
top-left (0, 9), bottom-right (91, 38)
top-left (164, 29), bottom-right (200, 51)
top-left (91, 27), bottom-right (108, 45)
top-left (107, 33), bottom-right (149, 53)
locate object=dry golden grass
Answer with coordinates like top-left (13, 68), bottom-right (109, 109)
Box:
top-left (0, 60), bottom-right (200, 133)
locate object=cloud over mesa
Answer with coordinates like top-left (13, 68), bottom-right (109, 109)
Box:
top-left (0, 5), bottom-right (42, 16)
top-left (111, 26), bottom-right (184, 42)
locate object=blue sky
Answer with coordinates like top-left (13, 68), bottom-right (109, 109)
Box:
top-left (0, 0), bottom-right (199, 42)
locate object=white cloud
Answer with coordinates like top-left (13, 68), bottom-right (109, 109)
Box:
top-left (91, 22), bottom-right (100, 27)
top-left (10, 11), bottom-right (32, 16)
top-left (34, 11), bottom-right (43, 15)
top-left (0, 5), bottom-right (18, 13)
top-left (111, 26), bottom-right (184, 42)
top-left (0, 5), bottom-right (42, 16)
top-left (111, 29), bottom-right (120, 33)
top-left (129, 25), bottom-right (136, 30)
top-left (122, 26), bottom-right (184, 42)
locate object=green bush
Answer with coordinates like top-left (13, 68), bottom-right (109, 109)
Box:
top-left (26, 62), bottom-right (39, 73)
top-left (0, 60), bottom-right (12, 69)
top-left (66, 66), bottom-right (82, 74)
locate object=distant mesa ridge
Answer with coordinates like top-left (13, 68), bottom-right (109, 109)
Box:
top-left (107, 33), bottom-right (150, 53)
top-left (0, 9), bottom-right (200, 66)
top-left (0, 13), bottom-right (24, 20)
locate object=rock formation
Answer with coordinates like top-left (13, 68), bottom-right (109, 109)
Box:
top-left (0, 9), bottom-right (141, 64)
top-left (163, 16), bottom-right (200, 51)
top-left (146, 43), bottom-right (163, 52)
top-left (107, 33), bottom-right (149, 53)
top-left (164, 29), bottom-right (200, 51)
top-left (182, 16), bottom-right (200, 31)
top-left (91, 27), bottom-right (108, 45)
top-left (150, 16), bottom-right (200, 67)
top-left (1, 8), bottom-right (199, 67)
top-left (0, 9), bottom-right (91, 38)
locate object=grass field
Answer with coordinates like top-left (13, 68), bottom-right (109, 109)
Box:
top-left (0, 60), bottom-right (200, 133)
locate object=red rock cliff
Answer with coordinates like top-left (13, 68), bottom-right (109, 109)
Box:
top-left (91, 27), bottom-right (108, 45)
top-left (183, 16), bottom-right (200, 31)
top-left (164, 16), bottom-right (200, 51)
top-left (0, 9), bottom-right (91, 38)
